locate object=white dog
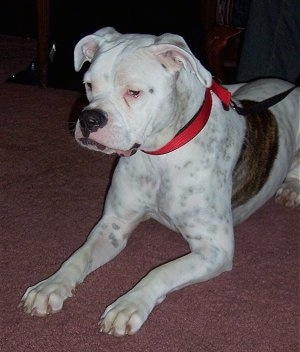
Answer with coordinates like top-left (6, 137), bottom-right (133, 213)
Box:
top-left (20, 27), bottom-right (300, 337)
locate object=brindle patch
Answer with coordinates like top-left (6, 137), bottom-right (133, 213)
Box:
top-left (232, 100), bottom-right (278, 208)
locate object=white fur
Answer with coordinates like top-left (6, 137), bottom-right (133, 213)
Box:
top-left (20, 27), bottom-right (300, 337)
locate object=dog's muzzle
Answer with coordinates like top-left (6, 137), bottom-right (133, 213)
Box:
top-left (79, 109), bottom-right (108, 137)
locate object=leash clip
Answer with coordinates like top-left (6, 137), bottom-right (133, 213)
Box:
top-left (230, 100), bottom-right (245, 115)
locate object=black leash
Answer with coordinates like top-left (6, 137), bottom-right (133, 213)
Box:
top-left (230, 85), bottom-right (297, 115)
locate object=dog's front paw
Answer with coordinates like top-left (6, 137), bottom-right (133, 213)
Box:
top-left (19, 276), bottom-right (73, 316)
top-left (99, 291), bottom-right (154, 337)
top-left (275, 179), bottom-right (300, 208)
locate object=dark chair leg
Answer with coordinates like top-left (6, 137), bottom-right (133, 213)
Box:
top-left (37, 0), bottom-right (50, 87)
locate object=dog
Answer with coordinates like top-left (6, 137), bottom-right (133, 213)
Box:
top-left (19, 27), bottom-right (300, 337)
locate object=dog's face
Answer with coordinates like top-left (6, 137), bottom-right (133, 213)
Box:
top-left (74, 27), bottom-right (212, 156)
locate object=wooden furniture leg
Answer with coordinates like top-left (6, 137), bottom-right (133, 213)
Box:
top-left (37, 0), bottom-right (50, 87)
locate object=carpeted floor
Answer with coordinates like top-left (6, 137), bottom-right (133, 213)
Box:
top-left (0, 35), bottom-right (299, 352)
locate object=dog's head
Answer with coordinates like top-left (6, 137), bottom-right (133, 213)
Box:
top-left (74, 27), bottom-right (212, 156)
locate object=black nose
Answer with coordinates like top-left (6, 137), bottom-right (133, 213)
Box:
top-left (79, 109), bottom-right (108, 137)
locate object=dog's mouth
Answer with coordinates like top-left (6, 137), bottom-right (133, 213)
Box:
top-left (79, 138), bottom-right (141, 157)
top-left (79, 137), bottom-right (106, 151)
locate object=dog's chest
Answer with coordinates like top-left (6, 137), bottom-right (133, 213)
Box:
top-left (118, 118), bottom-right (243, 228)
top-left (129, 157), bottom-right (207, 229)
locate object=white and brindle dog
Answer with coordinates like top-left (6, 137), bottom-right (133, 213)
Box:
top-left (20, 27), bottom-right (300, 336)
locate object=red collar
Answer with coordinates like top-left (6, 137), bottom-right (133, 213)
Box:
top-left (142, 80), bottom-right (231, 155)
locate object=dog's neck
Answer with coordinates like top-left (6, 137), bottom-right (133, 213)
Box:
top-left (141, 71), bottom-right (206, 152)
top-left (141, 79), bottom-right (231, 155)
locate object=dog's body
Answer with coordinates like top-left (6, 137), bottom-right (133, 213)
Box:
top-left (20, 27), bottom-right (300, 336)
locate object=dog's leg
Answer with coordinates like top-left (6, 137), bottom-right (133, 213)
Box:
top-left (275, 149), bottom-right (300, 207)
top-left (19, 209), bottom-right (140, 316)
top-left (99, 226), bottom-right (234, 336)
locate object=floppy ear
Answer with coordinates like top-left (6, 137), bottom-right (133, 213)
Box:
top-left (146, 34), bottom-right (212, 87)
top-left (74, 27), bottom-right (121, 72)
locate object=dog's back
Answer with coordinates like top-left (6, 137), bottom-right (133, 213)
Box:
top-left (229, 79), bottom-right (300, 224)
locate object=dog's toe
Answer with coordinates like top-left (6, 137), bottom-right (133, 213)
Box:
top-left (275, 179), bottom-right (300, 207)
top-left (99, 293), bottom-right (151, 337)
top-left (20, 279), bottom-right (72, 316)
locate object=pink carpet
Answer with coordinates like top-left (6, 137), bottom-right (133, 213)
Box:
top-left (0, 35), bottom-right (299, 352)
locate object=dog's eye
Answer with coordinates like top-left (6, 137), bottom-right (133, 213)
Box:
top-left (128, 90), bottom-right (140, 97)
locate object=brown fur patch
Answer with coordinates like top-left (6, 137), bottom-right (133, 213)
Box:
top-left (232, 100), bottom-right (278, 208)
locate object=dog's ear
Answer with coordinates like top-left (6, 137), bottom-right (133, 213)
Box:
top-left (74, 27), bottom-right (121, 72)
top-left (146, 34), bottom-right (212, 87)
